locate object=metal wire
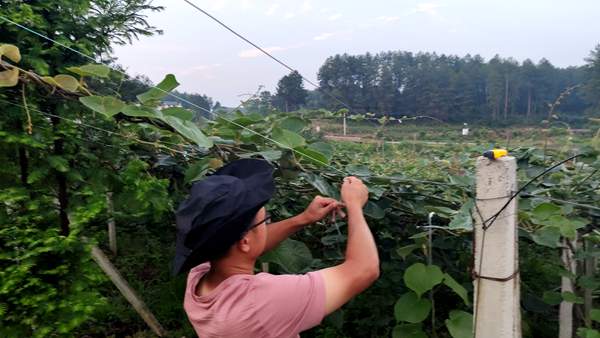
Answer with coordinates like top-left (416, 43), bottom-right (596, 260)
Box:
top-left (181, 0), bottom-right (354, 112)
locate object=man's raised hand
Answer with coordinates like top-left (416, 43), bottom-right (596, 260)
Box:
top-left (299, 195), bottom-right (343, 225)
top-left (341, 176), bottom-right (369, 209)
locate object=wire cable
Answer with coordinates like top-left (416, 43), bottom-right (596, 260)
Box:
top-left (181, 0), bottom-right (355, 112)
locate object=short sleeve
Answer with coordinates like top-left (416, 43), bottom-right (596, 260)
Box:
top-left (250, 271), bottom-right (326, 338)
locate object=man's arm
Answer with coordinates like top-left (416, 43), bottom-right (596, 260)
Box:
top-left (318, 177), bottom-right (380, 315)
top-left (263, 196), bottom-right (340, 253)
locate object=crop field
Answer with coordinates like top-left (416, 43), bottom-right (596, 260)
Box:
top-left (2, 3), bottom-right (600, 338)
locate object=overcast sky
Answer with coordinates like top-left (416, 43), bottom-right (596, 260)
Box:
top-left (113, 0), bottom-right (600, 106)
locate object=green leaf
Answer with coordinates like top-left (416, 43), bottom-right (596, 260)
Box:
top-left (0, 44), bottom-right (21, 63)
top-left (392, 323), bottom-right (427, 338)
top-left (578, 276), bottom-right (600, 290)
top-left (161, 116), bottom-right (213, 148)
top-left (445, 310), bottom-right (473, 338)
top-left (443, 273), bottom-right (470, 305)
top-left (577, 328), bottom-right (600, 338)
top-left (364, 201), bottom-right (385, 219)
top-left (300, 172), bottom-right (339, 199)
top-left (531, 202), bottom-right (561, 221)
top-left (184, 158), bottom-right (212, 183)
top-left (48, 156), bottom-right (69, 173)
top-left (122, 105), bottom-right (161, 118)
top-left (239, 150), bottom-right (283, 162)
top-left (67, 64), bottom-right (110, 78)
top-left (278, 116), bottom-right (308, 133)
top-left (394, 292), bottom-right (431, 323)
top-left (260, 239), bottom-right (313, 273)
top-left (345, 164), bottom-right (372, 177)
top-left (404, 263), bottom-right (444, 298)
top-left (591, 309), bottom-right (600, 323)
top-left (137, 74), bottom-right (179, 105)
top-left (531, 226), bottom-right (561, 248)
top-left (562, 291), bottom-right (584, 304)
top-left (0, 68), bottom-right (19, 87)
top-left (79, 96), bottom-right (125, 118)
top-left (396, 244), bottom-right (421, 260)
top-left (294, 146), bottom-right (329, 165)
top-left (448, 200), bottom-right (474, 230)
top-left (271, 128), bottom-right (306, 149)
top-left (542, 291), bottom-right (562, 305)
top-left (53, 74), bottom-right (79, 92)
top-left (307, 142), bottom-right (333, 161)
top-left (162, 107), bottom-right (194, 121)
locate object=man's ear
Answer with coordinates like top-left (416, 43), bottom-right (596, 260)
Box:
top-left (237, 235), bottom-right (251, 253)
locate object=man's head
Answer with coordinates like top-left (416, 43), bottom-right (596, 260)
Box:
top-left (173, 159), bottom-right (275, 275)
top-left (220, 206), bottom-right (269, 263)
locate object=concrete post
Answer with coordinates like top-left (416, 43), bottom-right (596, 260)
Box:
top-left (106, 191), bottom-right (117, 255)
top-left (342, 113), bottom-right (347, 136)
top-left (473, 156), bottom-right (521, 338)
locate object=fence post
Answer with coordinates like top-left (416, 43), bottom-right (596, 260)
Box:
top-left (91, 245), bottom-right (166, 337)
top-left (106, 191), bottom-right (117, 255)
top-left (473, 155), bottom-right (521, 338)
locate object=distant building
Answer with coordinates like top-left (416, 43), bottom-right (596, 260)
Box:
top-left (160, 100), bottom-right (182, 109)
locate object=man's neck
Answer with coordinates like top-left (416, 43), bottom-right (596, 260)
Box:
top-left (197, 256), bottom-right (256, 296)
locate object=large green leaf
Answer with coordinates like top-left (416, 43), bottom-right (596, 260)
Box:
top-left (577, 328), bottom-right (600, 338)
top-left (300, 172), bottom-right (339, 199)
top-left (443, 273), bottom-right (470, 305)
top-left (271, 127), bottom-right (306, 149)
top-left (278, 116), bottom-right (308, 133)
top-left (260, 239), bottom-right (313, 273)
top-left (531, 226), bottom-right (561, 248)
top-left (162, 107), bottom-right (194, 121)
top-left (562, 291), bottom-right (584, 304)
top-left (404, 263), bottom-right (444, 297)
top-left (0, 44), bottom-right (21, 63)
top-left (445, 310), bottom-right (473, 338)
top-left (122, 105), bottom-right (161, 118)
top-left (294, 146), bottom-right (329, 166)
top-left (79, 96), bottom-right (125, 118)
top-left (161, 116), bottom-right (213, 148)
top-left (364, 201), bottom-right (385, 219)
top-left (394, 292), bottom-right (431, 323)
top-left (137, 74), bottom-right (179, 105)
top-left (239, 150), bottom-right (283, 162)
top-left (591, 309), bottom-right (600, 323)
top-left (184, 158), bottom-right (212, 183)
top-left (48, 156), bottom-right (69, 173)
top-left (531, 202), bottom-right (561, 221)
top-left (308, 142), bottom-right (333, 161)
top-left (448, 200), bottom-right (474, 230)
top-left (67, 64), bottom-right (110, 78)
top-left (396, 244), bottom-right (421, 260)
top-left (392, 323), bottom-right (427, 338)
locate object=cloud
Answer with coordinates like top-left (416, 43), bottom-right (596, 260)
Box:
top-left (300, 1), bottom-right (312, 14)
top-left (284, 11), bottom-right (296, 19)
top-left (376, 15), bottom-right (400, 23)
top-left (413, 3), bottom-right (441, 16)
top-left (178, 64), bottom-right (222, 77)
top-left (239, 46), bottom-right (286, 58)
top-left (328, 13), bottom-right (342, 21)
top-left (265, 3), bottom-right (279, 16)
top-left (313, 32), bottom-right (335, 41)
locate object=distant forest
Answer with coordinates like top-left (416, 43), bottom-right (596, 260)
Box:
top-left (253, 46), bottom-right (600, 124)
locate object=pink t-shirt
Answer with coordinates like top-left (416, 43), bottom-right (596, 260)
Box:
top-left (184, 263), bottom-right (326, 338)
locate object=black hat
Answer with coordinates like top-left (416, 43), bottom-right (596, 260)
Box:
top-left (173, 158), bottom-right (275, 275)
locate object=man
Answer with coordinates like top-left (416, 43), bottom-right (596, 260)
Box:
top-left (174, 158), bottom-right (379, 338)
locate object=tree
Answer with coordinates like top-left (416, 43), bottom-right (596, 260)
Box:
top-left (583, 44), bottom-right (600, 112)
top-left (275, 70), bottom-right (308, 111)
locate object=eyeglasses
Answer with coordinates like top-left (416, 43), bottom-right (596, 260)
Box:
top-left (248, 212), bottom-right (272, 230)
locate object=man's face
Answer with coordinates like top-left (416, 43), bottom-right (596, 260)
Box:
top-left (246, 207), bottom-right (268, 257)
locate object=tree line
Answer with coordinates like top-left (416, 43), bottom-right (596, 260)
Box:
top-left (265, 48), bottom-right (600, 124)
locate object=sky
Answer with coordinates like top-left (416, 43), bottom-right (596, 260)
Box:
top-left (113, 0), bottom-right (600, 106)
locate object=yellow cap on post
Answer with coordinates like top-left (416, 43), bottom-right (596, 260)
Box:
top-left (483, 149), bottom-right (508, 160)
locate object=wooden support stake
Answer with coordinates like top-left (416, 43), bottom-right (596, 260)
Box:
top-left (473, 156), bottom-right (521, 338)
top-left (106, 191), bottom-right (117, 255)
top-left (559, 238), bottom-right (577, 338)
top-left (91, 245), bottom-right (166, 337)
